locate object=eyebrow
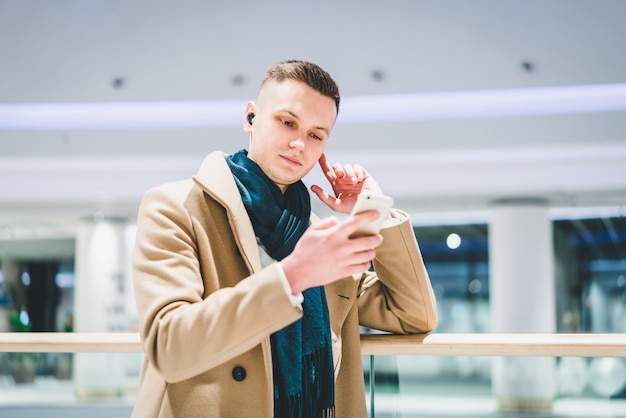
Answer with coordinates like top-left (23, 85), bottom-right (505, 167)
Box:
top-left (282, 109), bottom-right (331, 135)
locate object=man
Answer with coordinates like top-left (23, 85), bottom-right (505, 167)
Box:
top-left (131, 60), bottom-right (437, 417)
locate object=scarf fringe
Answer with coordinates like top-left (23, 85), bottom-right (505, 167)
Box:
top-left (274, 347), bottom-right (335, 418)
top-left (274, 402), bottom-right (335, 418)
top-left (321, 407), bottom-right (336, 418)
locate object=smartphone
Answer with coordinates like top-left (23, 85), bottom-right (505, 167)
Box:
top-left (349, 193), bottom-right (394, 237)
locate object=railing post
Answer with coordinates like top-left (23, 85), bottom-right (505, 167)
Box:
top-left (369, 354), bottom-right (375, 418)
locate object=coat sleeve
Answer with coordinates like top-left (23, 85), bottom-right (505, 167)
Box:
top-left (132, 183), bottom-right (302, 383)
top-left (356, 210), bottom-right (438, 334)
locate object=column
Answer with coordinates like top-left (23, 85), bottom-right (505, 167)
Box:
top-left (489, 198), bottom-right (556, 413)
top-left (25, 260), bottom-right (59, 332)
top-left (73, 216), bottom-right (130, 400)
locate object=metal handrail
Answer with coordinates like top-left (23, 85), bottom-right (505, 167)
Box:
top-left (0, 332), bottom-right (624, 357)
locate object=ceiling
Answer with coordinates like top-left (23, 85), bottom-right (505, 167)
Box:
top-left (1, 0), bottom-right (626, 257)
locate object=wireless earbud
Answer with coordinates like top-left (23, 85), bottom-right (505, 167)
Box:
top-left (247, 113), bottom-right (255, 125)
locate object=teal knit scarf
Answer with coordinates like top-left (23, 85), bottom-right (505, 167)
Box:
top-left (226, 149), bottom-right (335, 418)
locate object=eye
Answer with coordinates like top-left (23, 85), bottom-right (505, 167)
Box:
top-left (310, 133), bottom-right (323, 141)
top-left (282, 119), bottom-right (294, 127)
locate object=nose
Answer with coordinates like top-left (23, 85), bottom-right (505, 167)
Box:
top-left (289, 135), bottom-right (305, 151)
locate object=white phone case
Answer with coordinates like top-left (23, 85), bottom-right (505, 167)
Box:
top-left (350, 193), bottom-right (394, 237)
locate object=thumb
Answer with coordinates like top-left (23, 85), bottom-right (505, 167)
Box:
top-left (310, 215), bottom-right (340, 231)
top-left (311, 185), bottom-right (340, 210)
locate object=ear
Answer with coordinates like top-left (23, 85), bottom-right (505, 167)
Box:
top-left (243, 101), bottom-right (256, 134)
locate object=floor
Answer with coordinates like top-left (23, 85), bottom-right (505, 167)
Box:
top-left (367, 394), bottom-right (626, 418)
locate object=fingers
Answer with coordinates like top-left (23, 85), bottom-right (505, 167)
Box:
top-left (311, 185), bottom-right (342, 211)
top-left (331, 163), bottom-right (365, 184)
top-left (318, 153), bottom-right (331, 173)
top-left (310, 215), bottom-right (340, 231)
top-left (349, 209), bottom-right (380, 226)
top-left (283, 212), bottom-right (382, 292)
top-left (322, 155), bottom-right (367, 185)
top-left (310, 184), bottom-right (326, 200)
top-left (341, 210), bottom-right (384, 244)
top-left (318, 154), bottom-right (337, 183)
top-left (312, 212), bottom-right (382, 246)
top-left (319, 214), bottom-right (381, 276)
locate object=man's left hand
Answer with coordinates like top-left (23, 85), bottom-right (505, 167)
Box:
top-left (311, 153), bottom-right (384, 214)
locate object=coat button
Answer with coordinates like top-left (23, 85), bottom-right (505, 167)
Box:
top-left (232, 366), bottom-right (246, 382)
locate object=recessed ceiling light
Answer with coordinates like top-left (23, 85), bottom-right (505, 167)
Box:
top-left (231, 74), bottom-right (245, 86)
top-left (370, 70), bottom-right (385, 82)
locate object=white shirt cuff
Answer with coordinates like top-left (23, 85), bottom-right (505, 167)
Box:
top-left (277, 262), bottom-right (304, 306)
top-left (382, 209), bottom-right (405, 228)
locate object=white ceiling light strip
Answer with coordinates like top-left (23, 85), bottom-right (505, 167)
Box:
top-left (339, 83), bottom-right (626, 123)
top-left (1, 83), bottom-right (625, 130)
top-left (0, 100), bottom-right (245, 130)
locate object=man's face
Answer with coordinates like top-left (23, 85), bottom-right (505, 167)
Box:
top-left (245, 79), bottom-right (337, 192)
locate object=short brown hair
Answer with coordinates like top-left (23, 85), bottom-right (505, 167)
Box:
top-left (261, 60), bottom-right (340, 113)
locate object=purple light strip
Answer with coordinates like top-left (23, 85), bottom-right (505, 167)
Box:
top-left (0, 100), bottom-right (245, 130)
top-left (339, 83), bottom-right (626, 123)
top-left (1, 83), bottom-right (625, 130)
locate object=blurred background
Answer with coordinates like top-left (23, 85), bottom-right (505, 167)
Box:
top-left (0, 1), bottom-right (625, 416)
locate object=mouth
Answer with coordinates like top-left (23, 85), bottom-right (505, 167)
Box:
top-left (280, 154), bottom-right (301, 166)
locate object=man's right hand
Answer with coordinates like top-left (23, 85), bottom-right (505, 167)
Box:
top-left (280, 210), bottom-right (383, 295)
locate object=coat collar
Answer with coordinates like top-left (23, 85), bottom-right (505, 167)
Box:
top-left (192, 151), bottom-right (262, 272)
top-left (191, 152), bottom-right (360, 305)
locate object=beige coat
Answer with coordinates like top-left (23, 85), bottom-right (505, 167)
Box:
top-left (131, 151), bottom-right (437, 417)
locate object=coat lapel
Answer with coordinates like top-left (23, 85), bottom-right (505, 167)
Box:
top-left (191, 151), bottom-right (360, 320)
top-left (192, 151), bottom-right (262, 273)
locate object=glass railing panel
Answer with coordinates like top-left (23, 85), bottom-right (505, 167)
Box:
top-left (0, 351), bottom-right (140, 414)
top-left (1, 333), bottom-right (625, 418)
top-left (365, 355), bottom-right (626, 418)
